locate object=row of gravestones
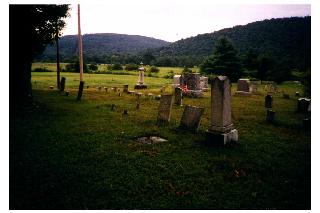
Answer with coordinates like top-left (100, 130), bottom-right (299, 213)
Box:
top-left (264, 94), bottom-right (311, 129)
top-left (159, 76), bottom-right (238, 145)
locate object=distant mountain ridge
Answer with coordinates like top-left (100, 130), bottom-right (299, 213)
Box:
top-left (36, 16), bottom-right (310, 72)
top-left (36, 33), bottom-right (170, 62)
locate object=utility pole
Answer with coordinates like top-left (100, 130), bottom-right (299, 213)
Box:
top-left (56, 23), bottom-right (61, 89)
top-left (77, 4), bottom-right (84, 101)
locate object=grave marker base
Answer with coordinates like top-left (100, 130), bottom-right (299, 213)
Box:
top-left (205, 129), bottom-right (238, 146)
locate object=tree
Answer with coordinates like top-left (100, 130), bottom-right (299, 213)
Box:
top-left (10, 5), bottom-right (70, 107)
top-left (256, 54), bottom-right (274, 82)
top-left (200, 36), bottom-right (241, 82)
top-left (142, 49), bottom-right (155, 65)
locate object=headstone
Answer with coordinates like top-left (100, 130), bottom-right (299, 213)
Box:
top-left (148, 93), bottom-right (155, 99)
top-left (206, 76), bottom-right (238, 145)
top-left (173, 75), bottom-right (182, 88)
top-left (123, 85), bottom-right (129, 93)
top-left (134, 67), bottom-right (147, 89)
top-left (113, 87), bottom-right (118, 92)
top-left (250, 84), bottom-right (259, 94)
top-left (182, 73), bottom-right (201, 90)
top-left (111, 104), bottom-right (116, 111)
top-left (266, 110), bottom-right (275, 123)
top-left (157, 95), bottom-right (173, 124)
top-left (180, 105), bottom-right (204, 131)
top-left (49, 86), bottom-right (54, 89)
top-left (60, 77), bottom-right (66, 92)
top-left (295, 92), bottom-right (300, 97)
top-left (87, 86), bottom-right (89, 89)
top-left (105, 87), bottom-right (108, 93)
top-left (199, 76), bottom-right (209, 91)
top-left (235, 79), bottom-right (251, 96)
top-left (174, 87), bottom-right (183, 106)
top-left (265, 95), bottom-right (273, 108)
top-left (123, 109), bottom-right (128, 115)
top-left (237, 79), bottom-right (250, 92)
top-left (155, 95), bottom-right (161, 100)
top-left (297, 98), bottom-right (311, 113)
top-left (98, 86), bottom-right (102, 91)
top-left (65, 91), bottom-right (69, 96)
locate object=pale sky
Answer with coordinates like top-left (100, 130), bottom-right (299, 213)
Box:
top-left (62, 3), bottom-right (311, 42)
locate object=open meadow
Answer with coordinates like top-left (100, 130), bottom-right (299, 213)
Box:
top-left (10, 70), bottom-right (310, 209)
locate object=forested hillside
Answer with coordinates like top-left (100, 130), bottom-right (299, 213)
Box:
top-left (36, 17), bottom-right (310, 73)
top-left (153, 17), bottom-right (310, 71)
top-left (35, 33), bottom-right (170, 63)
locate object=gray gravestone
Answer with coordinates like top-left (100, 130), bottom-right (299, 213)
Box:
top-left (237, 79), bottom-right (250, 92)
top-left (265, 95), bottom-right (273, 108)
top-left (183, 73), bottom-right (201, 90)
top-left (199, 76), bottom-right (209, 91)
top-left (180, 105), bottom-right (204, 131)
top-left (206, 76), bottom-right (238, 145)
top-left (173, 75), bottom-right (181, 88)
top-left (157, 95), bottom-right (173, 124)
top-left (174, 87), bottom-right (183, 106)
top-left (297, 98), bottom-right (311, 113)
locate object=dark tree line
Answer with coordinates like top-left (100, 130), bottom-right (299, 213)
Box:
top-left (10, 5), bottom-right (70, 108)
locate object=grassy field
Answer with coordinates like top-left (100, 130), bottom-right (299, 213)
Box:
top-left (32, 63), bottom-right (198, 78)
top-left (10, 71), bottom-right (310, 209)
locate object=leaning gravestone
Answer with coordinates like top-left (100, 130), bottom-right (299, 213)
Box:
top-left (206, 76), bottom-right (238, 145)
top-left (157, 95), bottom-right (173, 124)
top-left (173, 75), bottom-right (182, 88)
top-left (265, 95), bottom-right (273, 108)
top-left (174, 87), bottom-right (183, 106)
top-left (235, 79), bottom-right (251, 96)
top-left (180, 105), bottom-right (204, 131)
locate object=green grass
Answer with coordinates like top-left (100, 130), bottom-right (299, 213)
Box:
top-left (10, 72), bottom-right (310, 210)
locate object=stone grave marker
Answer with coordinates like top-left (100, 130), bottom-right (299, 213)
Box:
top-left (180, 105), bottom-right (204, 131)
top-left (235, 79), bottom-right (251, 96)
top-left (123, 85), bottom-right (129, 93)
top-left (295, 92), bottom-right (300, 97)
top-left (265, 95), bottom-right (273, 108)
top-left (174, 87), bottom-right (183, 106)
top-left (157, 95), bottom-right (173, 124)
top-left (173, 75), bottom-right (182, 88)
top-left (60, 77), bottom-right (66, 92)
top-left (65, 91), bottom-right (69, 96)
top-left (297, 98), bottom-right (311, 113)
top-left (206, 76), bottom-right (238, 145)
top-left (266, 110), bottom-right (275, 123)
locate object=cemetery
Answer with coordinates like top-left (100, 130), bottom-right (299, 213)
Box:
top-left (10, 70), bottom-right (311, 209)
top-left (9, 4), bottom-right (311, 210)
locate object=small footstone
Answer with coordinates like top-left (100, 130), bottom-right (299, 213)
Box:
top-left (266, 109), bottom-right (275, 123)
top-left (65, 91), bottom-right (69, 96)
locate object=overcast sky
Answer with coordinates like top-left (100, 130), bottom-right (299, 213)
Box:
top-left (63, 3), bottom-right (310, 42)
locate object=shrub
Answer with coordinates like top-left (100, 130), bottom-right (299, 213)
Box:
top-left (32, 67), bottom-right (51, 72)
top-left (125, 63), bottom-right (139, 71)
top-left (181, 67), bottom-right (193, 74)
top-left (112, 63), bottom-right (123, 70)
top-left (88, 64), bottom-right (98, 71)
top-left (148, 66), bottom-right (160, 73)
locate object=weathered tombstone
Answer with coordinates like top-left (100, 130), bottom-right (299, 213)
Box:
top-left (65, 91), bottom-right (69, 96)
top-left (123, 109), bottom-right (128, 115)
top-left (111, 104), bottom-right (116, 111)
top-left (118, 92), bottom-right (121, 96)
top-left (123, 85), bottom-right (129, 93)
top-left (173, 75), bottom-right (182, 88)
top-left (60, 77), bottom-right (66, 92)
top-left (250, 84), bottom-right (259, 94)
top-left (113, 87), bottom-right (118, 92)
top-left (265, 95), bottom-right (273, 108)
top-left (283, 94), bottom-right (290, 99)
top-left (105, 87), bottom-right (108, 93)
top-left (87, 86), bottom-right (89, 89)
top-left (157, 95), bottom-right (173, 124)
top-left (155, 95), bottom-right (161, 100)
top-left (199, 76), bottom-right (209, 91)
top-left (295, 92), bottom-right (300, 97)
top-left (266, 109), bottom-right (275, 123)
top-left (49, 86), bottom-right (54, 89)
top-left (183, 73), bottom-right (201, 90)
top-left (98, 86), bottom-right (102, 91)
top-left (235, 79), bottom-right (251, 96)
top-left (148, 93), bottom-right (155, 99)
top-left (206, 76), bottom-right (238, 145)
top-left (174, 87), bottom-right (183, 106)
top-left (180, 105), bottom-right (204, 131)
top-left (297, 98), bottom-right (311, 113)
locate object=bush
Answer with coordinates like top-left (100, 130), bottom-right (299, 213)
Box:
top-left (181, 67), bottom-right (193, 74)
top-left (125, 63), bottom-right (139, 71)
top-left (111, 63), bottom-right (123, 70)
top-left (65, 61), bottom-right (88, 73)
top-left (148, 66), bottom-right (160, 73)
top-left (88, 64), bottom-right (98, 71)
